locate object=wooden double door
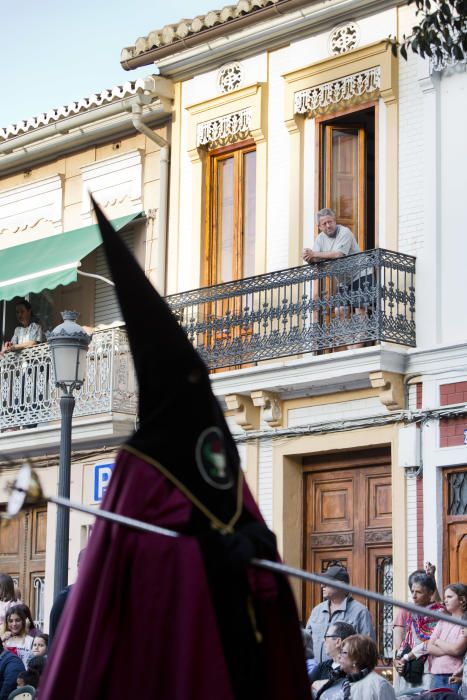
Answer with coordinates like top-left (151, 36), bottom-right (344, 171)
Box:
top-left (0, 505), bottom-right (47, 627)
top-left (303, 449), bottom-right (392, 656)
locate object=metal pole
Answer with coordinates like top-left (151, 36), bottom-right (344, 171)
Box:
top-left (43, 493), bottom-right (467, 629)
top-left (53, 391), bottom-right (75, 598)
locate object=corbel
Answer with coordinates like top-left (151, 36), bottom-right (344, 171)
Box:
top-left (369, 371), bottom-right (405, 411)
top-left (251, 390), bottom-right (283, 428)
top-left (225, 393), bottom-right (260, 431)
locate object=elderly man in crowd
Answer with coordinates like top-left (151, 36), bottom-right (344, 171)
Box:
top-left (303, 208), bottom-right (370, 350)
top-left (305, 565), bottom-right (375, 665)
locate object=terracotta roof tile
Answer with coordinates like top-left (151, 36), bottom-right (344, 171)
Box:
top-left (121, 0), bottom-right (282, 62)
top-left (0, 77), bottom-right (157, 142)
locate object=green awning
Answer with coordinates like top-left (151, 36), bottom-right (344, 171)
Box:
top-left (0, 212), bottom-right (143, 301)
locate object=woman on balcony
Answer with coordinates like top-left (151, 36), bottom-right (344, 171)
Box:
top-left (1, 299), bottom-right (43, 354)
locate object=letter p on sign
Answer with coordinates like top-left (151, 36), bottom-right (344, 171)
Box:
top-left (94, 463), bottom-right (114, 502)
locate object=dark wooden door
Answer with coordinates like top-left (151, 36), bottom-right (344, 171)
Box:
top-left (0, 505), bottom-right (47, 627)
top-left (303, 449), bottom-right (392, 660)
top-left (443, 467), bottom-right (467, 586)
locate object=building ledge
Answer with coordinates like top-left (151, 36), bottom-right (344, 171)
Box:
top-left (211, 343), bottom-right (408, 404)
top-left (0, 412), bottom-right (134, 459)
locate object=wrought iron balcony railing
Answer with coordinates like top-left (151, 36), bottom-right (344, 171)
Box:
top-left (0, 327), bottom-right (136, 431)
top-left (0, 250), bottom-right (415, 430)
top-left (166, 249), bottom-right (416, 371)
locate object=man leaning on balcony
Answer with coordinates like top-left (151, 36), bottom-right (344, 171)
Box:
top-left (303, 208), bottom-right (366, 351)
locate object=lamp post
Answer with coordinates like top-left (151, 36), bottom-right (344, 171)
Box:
top-left (47, 311), bottom-right (91, 598)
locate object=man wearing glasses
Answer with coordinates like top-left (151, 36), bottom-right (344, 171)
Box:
top-left (305, 565), bottom-right (375, 665)
top-left (309, 621), bottom-right (356, 697)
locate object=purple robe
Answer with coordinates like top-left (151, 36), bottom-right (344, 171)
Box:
top-left (40, 449), bottom-right (311, 699)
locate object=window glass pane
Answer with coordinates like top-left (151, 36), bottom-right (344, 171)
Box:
top-left (217, 157), bottom-right (234, 283)
top-left (448, 471), bottom-right (467, 515)
top-left (243, 150), bottom-right (256, 278)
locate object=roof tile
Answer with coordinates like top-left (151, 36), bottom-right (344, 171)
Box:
top-left (0, 77), bottom-right (157, 143)
top-left (122, 0), bottom-right (286, 61)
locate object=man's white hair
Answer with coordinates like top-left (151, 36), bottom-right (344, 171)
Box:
top-left (316, 207), bottom-right (336, 225)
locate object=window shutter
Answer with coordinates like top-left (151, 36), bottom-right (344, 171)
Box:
top-left (94, 230), bottom-right (134, 326)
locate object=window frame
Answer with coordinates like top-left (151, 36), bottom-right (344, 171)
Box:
top-left (203, 139), bottom-right (256, 287)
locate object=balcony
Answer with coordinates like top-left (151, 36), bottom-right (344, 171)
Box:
top-left (166, 249), bottom-right (416, 371)
top-left (0, 327), bottom-right (136, 433)
top-left (0, 250), bottom-right (415, 435)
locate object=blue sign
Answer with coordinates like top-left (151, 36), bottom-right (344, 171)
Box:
top-left (464, 429), bottom-right (467, 446)
top-left (93, 463), bottom-right (114, 502)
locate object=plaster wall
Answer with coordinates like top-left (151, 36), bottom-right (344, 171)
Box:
top-left (287, 395), bottom-right (385, 426)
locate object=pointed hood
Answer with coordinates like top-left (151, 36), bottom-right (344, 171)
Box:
top-left (93, 200), bottom-right (242, 528)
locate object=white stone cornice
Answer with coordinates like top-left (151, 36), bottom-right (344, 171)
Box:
top-left (211, 345), bottom-right (408, 404)
top-left (407, 341), bottom-right (467, 376)
top-left (294, 66), bottom-right (381, 117)
top-left (0, 174), bottom-right (63, 236)
top-left (81, 149), bottom-right (144, 224)
top-left (196, 107), bottom-right (252, 147)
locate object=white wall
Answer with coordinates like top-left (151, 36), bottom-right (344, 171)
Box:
top-left (439, 67), bottom-right (467, 345)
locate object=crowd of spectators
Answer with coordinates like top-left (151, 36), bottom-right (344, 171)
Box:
top-left (303, 564), bottom-right (467, 699)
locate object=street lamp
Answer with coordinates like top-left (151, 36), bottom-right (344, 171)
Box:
top-left (47, 311), bottom-right (91, 598)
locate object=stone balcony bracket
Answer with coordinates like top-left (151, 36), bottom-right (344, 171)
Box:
top-left (250, 390), bottom-right (283, 428)
top-left (369, 370), bottom-right (405, 411)
top-left (224, 393), bottom-right (260, 431)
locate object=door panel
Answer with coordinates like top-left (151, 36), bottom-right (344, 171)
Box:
top-left (324, 125), bottom-right (365, 249)
top-left (314, 475), bottom-right (354, 532)
top-left (0, 506), bottom-right (47, 627)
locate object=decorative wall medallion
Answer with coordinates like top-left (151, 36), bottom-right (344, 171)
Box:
top-left (217, 62), bottom-right (244, 94)
top-left (329, 22), bottom-right (360, 56)
top-left (364, 529), bottom-right (393, 544)
top-left (294, 67), bottom-right (381, 117)
top-left (197, 107), bottom-right (252, 148)
top-left (310, 532), bottom-right (353, 548)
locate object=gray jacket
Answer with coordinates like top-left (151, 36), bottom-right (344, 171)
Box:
top-left (305, 595), bottom-right (375, 663)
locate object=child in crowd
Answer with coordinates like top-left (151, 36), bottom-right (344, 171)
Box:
top-left (31, 634), bottom-right (48, 657)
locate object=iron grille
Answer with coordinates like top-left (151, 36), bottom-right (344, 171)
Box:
top-left (448, 471), bottom-right (467, 515)
top-left (32, 575), bottom-right (45, 629)
top-left (166, 249), bottom-right (416, 370)
top-left (377, 555), bottom-right (394, 662)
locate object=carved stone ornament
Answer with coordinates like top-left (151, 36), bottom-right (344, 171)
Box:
top-left (251, 390), bottom-right (282, 428)
top-left (225, 393), bottom-right (259, 431)
top-left (310, 532), bottom-right (353, 548)
top-left (329, 22), bottom-right (360, 56)
top-left (294, 67), bottom-right (381, 118)
top-left (197, 108), bottom-right (252, 148)
top-left (217, 62), bottom-right (244, 94)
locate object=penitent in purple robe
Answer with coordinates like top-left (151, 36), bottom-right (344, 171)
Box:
top-left (40, 202), bottom-right (311, 700)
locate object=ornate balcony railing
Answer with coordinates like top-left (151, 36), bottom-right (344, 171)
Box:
top-left (166, 249), bottom-right (416, 371)
top-left (0, 327), bottom-right (136, 430)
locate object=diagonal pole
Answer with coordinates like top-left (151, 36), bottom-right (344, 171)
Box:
top-left (45, 492), bottom-right (467, 629)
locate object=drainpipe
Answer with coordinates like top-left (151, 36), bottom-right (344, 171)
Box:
top-left (131, 103), bottom-right (169, 294)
